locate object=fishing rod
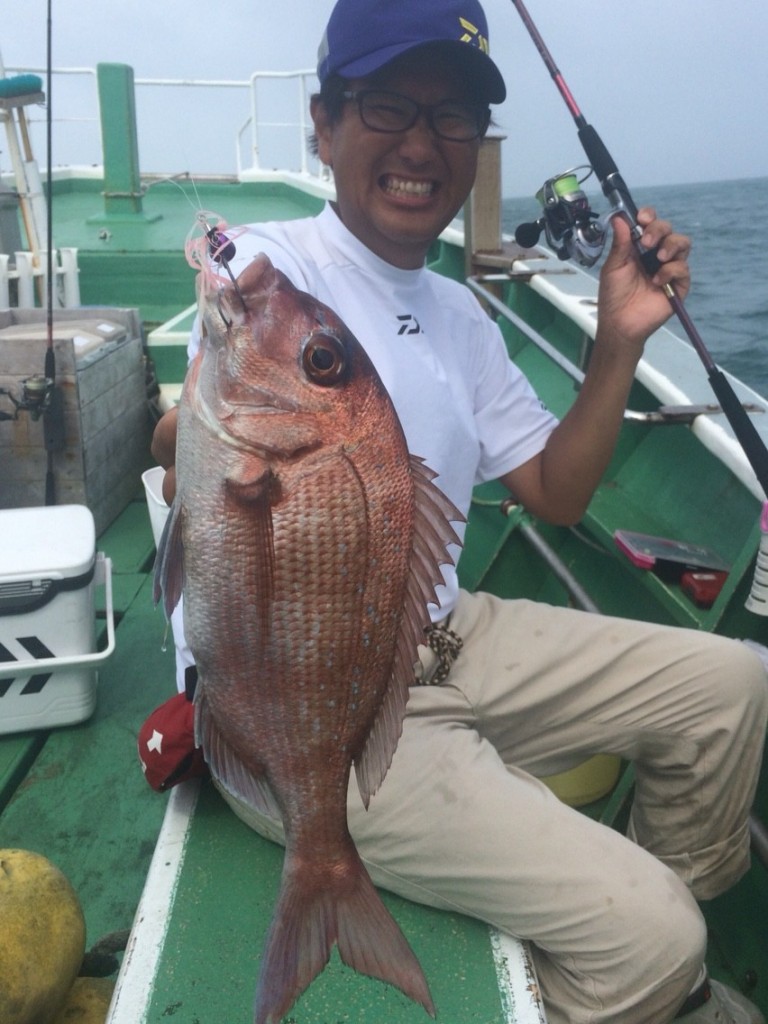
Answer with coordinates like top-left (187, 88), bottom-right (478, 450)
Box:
top-left (42, 0), bottom-right (65, 504)
top-left (0, 0), bottom-right (63, 484)
top-left (509, 0), bottom-right (768, 500)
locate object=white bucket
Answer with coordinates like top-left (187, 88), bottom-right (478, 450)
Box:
top-left (141, 466), bottom-right (170, 549)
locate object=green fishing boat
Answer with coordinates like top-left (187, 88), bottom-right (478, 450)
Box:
top-left (1, 58), bottom-right (767, 1024)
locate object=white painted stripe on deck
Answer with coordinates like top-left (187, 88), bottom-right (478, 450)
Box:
top-left (490, 929), bottom-right (549, 1024)
top-left (106, 779), bottom-right (201, 1024)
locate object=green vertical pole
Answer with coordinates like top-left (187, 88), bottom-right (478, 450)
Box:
top-left (96, 63), bottom-right (147, 220)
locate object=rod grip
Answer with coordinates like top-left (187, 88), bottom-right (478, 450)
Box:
top-left (577, 124), bottom-right (621, 192)
top-left (577, 124), bottom-right (662, 275)
top-left (708, 368), bottom-right (768, 497)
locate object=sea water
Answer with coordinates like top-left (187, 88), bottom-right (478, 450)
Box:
top-left (502, 177), bottom-right (768, 397)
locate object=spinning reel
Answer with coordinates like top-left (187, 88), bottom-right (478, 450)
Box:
top-left (515, 166), bottom-right (608, 268)
top-left (0, 375), bottom-right (55, 422)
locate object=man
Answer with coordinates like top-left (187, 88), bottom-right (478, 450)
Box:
top-left (150, 1), bottom-right (768, 1021)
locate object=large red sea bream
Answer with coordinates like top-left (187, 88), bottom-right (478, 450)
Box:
top-left (156, 252), bottom-right (462, 1023)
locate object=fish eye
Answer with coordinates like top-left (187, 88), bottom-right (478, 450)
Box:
top-left (301, 332), bottom-right (348, 386)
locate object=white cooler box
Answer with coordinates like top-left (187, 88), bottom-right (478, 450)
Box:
top-left (0, 504), bottom-right (115, 734)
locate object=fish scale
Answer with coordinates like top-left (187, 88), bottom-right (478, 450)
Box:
top-left (155, 252), bottom-right (463, 1024)
top-left (271, 459), bottom-right (373, 673)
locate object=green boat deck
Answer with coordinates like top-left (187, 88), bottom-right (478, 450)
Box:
top-left (0, 499), bottom-right (169, 956)
top-left (1, 489), bottom-right (766, 1022)
top-left (47, 175), bottom-right (327, 327)
top-left (0, 495), bottom-right (548, 1024)
top-left (111, 782), bottom-right (543, 1024)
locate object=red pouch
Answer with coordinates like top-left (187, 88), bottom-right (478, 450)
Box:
top-left (138, 690), bottom-right (209, 792)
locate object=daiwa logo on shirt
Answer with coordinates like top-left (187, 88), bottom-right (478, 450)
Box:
top-left (397, 314), bottom-right (422, 336)
top-left (458, 16), bottom-right (489, 53)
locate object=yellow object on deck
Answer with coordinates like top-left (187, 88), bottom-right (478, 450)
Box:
top-left (542, 754), bottom-right (621, 807)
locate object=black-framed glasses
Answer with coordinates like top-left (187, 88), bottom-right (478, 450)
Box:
top-left (342, 89), bottom-right (491, 142)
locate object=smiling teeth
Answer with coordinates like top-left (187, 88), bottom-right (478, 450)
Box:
top-left (384, 177), bottom-right (433, 196)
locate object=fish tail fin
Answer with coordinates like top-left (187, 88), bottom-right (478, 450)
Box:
top-left (335, 854), bottom-right (436, 1017)
top-left (254, 847), bottom-right (435, 1024)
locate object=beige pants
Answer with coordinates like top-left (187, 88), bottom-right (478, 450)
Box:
top-left (224, 590), bottom-right (768, 1024)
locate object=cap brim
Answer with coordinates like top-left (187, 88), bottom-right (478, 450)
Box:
top-left (337, 39), bottom-right (506, 104)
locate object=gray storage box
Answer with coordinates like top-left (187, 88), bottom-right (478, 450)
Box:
top-left (0, 307), bottom-right (151, 533)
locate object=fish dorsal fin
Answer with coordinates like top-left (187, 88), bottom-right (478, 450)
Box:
top-left (196, 686), bottom-right (281, 820)
top-left (153, 498), bottom-right (185, 618)
top-left (354, 456), bottom-right (463, 806)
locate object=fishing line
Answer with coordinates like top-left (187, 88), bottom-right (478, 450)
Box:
top-left (509, 0), bottom-right (768, 498)
top-left (149, 173), bottom-right (247, 311)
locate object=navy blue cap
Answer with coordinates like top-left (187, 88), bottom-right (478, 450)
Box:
top-left (317, 0), bottom-right (506, 104)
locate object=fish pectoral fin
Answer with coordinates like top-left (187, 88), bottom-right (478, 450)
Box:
top-left (223, 454), bottom-right (276, 642)
top-left (195, 687), bottom-right (281, 821)
top-left (224, 454), bottom-right (273, 501)
top-left (153, 498), bottom-right (185, 617)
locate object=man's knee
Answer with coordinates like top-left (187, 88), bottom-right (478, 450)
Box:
top-left (537, 870), bottom-right (707, 1024)
top-left (687, 635), bottom-right (768, 738)
top-left (644, 886), bottom-right (708, 1018)
top-left (733, 641), bottom-right (768, 712)
top-left (618, 869), bottom-right (707, 999)
top-left (611, 887), bottom-right (706, 1023)
top-left (712, 639), bottom-right (768, 750)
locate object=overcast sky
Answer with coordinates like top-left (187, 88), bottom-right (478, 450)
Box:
top-left (3, 0), bottom-right (767, 198)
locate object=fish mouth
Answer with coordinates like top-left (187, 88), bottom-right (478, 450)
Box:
top-left (193, 384), bottom-right (302, 449)
top-left (218, 391), bottom-right (305, 444)
top-left (223, 386), bottom-right (301, 415)
top-left (380, 174), bottom-right (437, 200)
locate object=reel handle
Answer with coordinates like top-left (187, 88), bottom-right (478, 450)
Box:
top-left (514, 219), bottom-right (545, 249)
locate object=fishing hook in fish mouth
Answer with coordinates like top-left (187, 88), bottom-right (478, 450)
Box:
top-left (205, 223), bottom-right (248, 315)
top-left (216, 290), bottom-right (234, 330)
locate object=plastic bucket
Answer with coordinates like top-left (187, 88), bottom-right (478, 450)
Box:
top-left (141, 466), bottom-right (170, 549)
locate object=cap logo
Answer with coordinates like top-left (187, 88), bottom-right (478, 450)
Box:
top-left (459, 16), bottom-right (490, 54)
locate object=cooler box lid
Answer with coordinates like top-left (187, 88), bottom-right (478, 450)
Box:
top-left (0, 319), bottom-right (126, 358)
top-left (0, 505), bottom-right (95, 579)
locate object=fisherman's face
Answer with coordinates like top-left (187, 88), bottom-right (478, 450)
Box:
top-left (312, 58), bottom-right (485, 270)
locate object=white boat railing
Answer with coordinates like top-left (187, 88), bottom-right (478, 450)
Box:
top-left (2, 65), bottom-right (324, 181)
top-left (0, 247), bottom-right (80, 309)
